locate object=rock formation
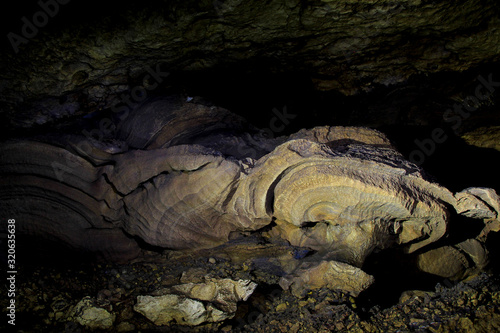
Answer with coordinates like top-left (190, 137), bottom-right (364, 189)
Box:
top-left (68, 296), bottom-right (115, 330)
top-left (134, 278), bottom-right (257, 326)
top-left (0, 1), bottom-right (499, 330)
top-left (1, 97), bottom-right (498, 296)
top-left (462, 126), bottom-right (500, 152)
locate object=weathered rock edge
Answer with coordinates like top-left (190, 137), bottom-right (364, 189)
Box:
top-left (1, 99), bottom-right (499, 295)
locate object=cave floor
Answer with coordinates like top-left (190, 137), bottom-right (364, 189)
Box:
top-left (2, 237), bottom-right (500, 333)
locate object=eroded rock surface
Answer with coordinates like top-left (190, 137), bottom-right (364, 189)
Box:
top-left (462, 126), bottom-right (500, 152)
top-left (68, 296), bottom-right (115, 330)
top-left (0, 97), bottom-right (499, 296)
top-left (279, 260), bottom-right (374, 298)
top-left (134, 278), bottom-right (257, 326)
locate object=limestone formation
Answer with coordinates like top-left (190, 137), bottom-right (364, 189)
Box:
top-left (462, 126), bottom-right (500, 152)
top-left (416, 187), bottom-right (499, 280)
top-left (134, 294), bottom-right (210, 326)
top-left (279, 260), bottom-right (375, 298)
top-left (134, 278), bottom-right (257, 326)
top-left (68, 296), bottom-right (115, 330)
top-left (417, 238), bottom-right (489, 281)
top-left (455, 187), bottom-right (500, 220)
top-left (0, 97), bottom-right (499, 295)
top-left (163, 278), bottom-right (258, 313)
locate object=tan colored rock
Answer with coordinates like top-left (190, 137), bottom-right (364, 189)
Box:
top-left (0, 120), bottom-right (455, 268)
top-left (69, 296), bottom-right (115, 330)
top-left (417, 246), bottom-right (469, 280)
top-left (254, 137), bottom-right (452, 266)
top-left (134, 294), bottom-right (208, 326)
top-left (455, 187), bottom-right (500, 220)
top-left (135, 278), bottom-right (257, 326)
top-left (0, 140), bottom-right (140, 262)
top-left (279, 260), bottom-right (374, 297)
top-left (3, 100), bottom-right (498, 277)
top-left (456, 239), bottom-right (488, 270)
top-left (417, 238), bottom-right (489, 281)
top-left (162, 278), bottom-right (257, 314)
top-left (462, 126), bottom-right (500, 152)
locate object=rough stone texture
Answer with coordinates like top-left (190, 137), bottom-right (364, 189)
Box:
top-left (462, 126), bottom-right (500, 152)
top-left (1, 98), bottom-right (497, 273)
top-left (455, 187), bottom-right (500, 220)
top-left (1, 0), bottom-right (499, 129)
top-left (69, 296), bottom-right (115, 330)
top-left (416, 187), bottom-right (499, 280)
top-left (417, 246), bottom-right (472, 280)
top-left (279, 260), bottom-right (375, 297)
top-left (134, 278), bottom-right (257, 325)
top-left (163, 278), bottom-right (257, 313)
top-left (134, 294), bottom-right (209, 326)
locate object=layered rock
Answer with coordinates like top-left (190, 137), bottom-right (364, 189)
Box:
top-left (134, 278), bottom-right (257, 326)
top-left (68, 297), bottom-right (115, 330)
top-left (279, 260), bottom-right (374, 298)
top-left (462, 126), bottom-right (500, 152)
top-left (1, 98), bottom-right (498, 294)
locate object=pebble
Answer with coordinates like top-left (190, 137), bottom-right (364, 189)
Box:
top-left (276, 303), bottom-right (287, 311)
top-left (6, 254), bottom-right (500, 333)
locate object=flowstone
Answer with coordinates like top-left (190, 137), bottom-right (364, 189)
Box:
top-left (1, 97), bottom-right (499, 298)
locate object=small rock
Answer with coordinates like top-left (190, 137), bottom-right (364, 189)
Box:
top-left (276, 303), bottom-right (287, 311)
top-left (417, 246), bottom-right (468, 280)
top-left (134, 294), bottom-right (209, 326)
top-left (209, 257), bottom-right (217, 264)
top-left (135, 278), bottom-right (257, 326)
top-left (279, 260), bottom-right (374, 297)
top-left (180, 267), bottom-right (209, 284)
top-left (167, 278), bottom-right (257, 313)
top-left (399, 290), bottom-right (435, 304)
top-left (116, 321), bottom-right (136, 332)
top-left (70, 296), bottom-right (115, 330)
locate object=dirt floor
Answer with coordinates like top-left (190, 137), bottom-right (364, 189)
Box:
top-left (2, 236), bottom-right (500, 333)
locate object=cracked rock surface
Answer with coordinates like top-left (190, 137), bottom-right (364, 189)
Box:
top-left (1, 98), bottom-right (498, 298)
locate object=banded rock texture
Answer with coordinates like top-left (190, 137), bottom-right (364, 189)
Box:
top-left (1, 98), bottom-right (499, 286)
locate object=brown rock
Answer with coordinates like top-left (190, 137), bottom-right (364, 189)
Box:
top-left (279, 260), bottom-right (374, 297)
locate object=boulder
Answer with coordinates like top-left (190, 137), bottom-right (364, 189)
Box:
top-left (69, 296), bottom-right (115, 330)
top-left (279, 260), bottom-right (374, 297)
top-left (134, 278), bottom-right (257, 326)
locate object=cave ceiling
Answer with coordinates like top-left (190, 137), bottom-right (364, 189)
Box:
top-left (0, 0), bottom-right (499, 134)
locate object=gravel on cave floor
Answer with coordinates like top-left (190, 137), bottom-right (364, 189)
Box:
top-left (2, 248), bottom-right (500, 333)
